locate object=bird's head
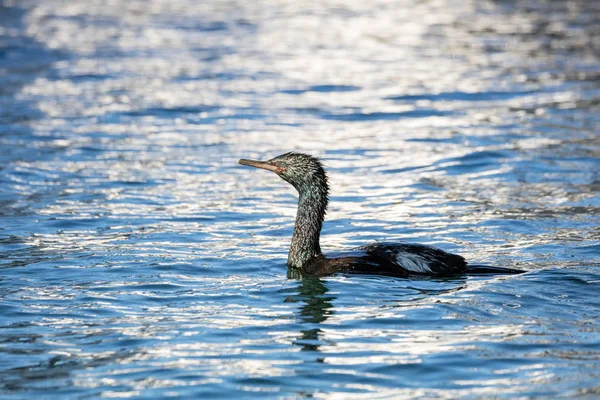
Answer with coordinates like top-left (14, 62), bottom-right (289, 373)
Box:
top-left (239, 152), bottom-right (328, 197)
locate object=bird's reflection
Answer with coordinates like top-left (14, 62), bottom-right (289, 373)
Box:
top-left (287, 273), bottom-right (334, 352)
top-left (297, 277), bottom-right (333, 324)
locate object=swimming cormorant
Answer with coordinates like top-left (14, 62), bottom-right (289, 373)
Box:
top-left (239, 152), bottom-right (523, 278)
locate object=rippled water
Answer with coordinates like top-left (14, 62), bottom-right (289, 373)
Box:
top-left (1, 0), bottom-right (599, 398)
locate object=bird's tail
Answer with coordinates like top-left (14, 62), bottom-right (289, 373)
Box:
top-left (467, 264), bottom-right (525, 275)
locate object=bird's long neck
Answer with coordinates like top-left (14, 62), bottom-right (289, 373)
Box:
top-left (288, 188), bottom-right (327, 269)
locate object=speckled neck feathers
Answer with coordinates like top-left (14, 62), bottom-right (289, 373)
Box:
top-left (288, 171), bottom-right (328, 269)
top-left (284, 155), bottom-right (329, 269)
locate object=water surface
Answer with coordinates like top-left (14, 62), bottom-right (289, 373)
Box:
top-left (1, 0), bottom-right (599, 398)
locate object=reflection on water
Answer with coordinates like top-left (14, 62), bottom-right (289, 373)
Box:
top-left (292, 278), bottom-right (333, 352)
top-left (1, 0), bottom-right (599, 398)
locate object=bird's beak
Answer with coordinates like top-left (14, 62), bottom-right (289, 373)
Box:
top-left (238, 158), bottom-right (280, 173)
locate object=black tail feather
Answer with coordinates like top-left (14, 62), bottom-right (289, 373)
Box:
top-left (467, 264), bottom-right (525, 275)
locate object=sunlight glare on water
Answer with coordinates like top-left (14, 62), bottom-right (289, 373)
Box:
top-left (1, 0), bottom-right (599, 398)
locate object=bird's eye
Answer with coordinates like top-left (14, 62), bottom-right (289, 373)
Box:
top-left (280, 162), bottom-right (286, 167)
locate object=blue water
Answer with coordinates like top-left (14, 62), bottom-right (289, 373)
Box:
top-left (1, 0), bottom-right (599, 398)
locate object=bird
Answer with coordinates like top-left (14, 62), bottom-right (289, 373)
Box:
top-left (238, 152), bottom-right (524, 278)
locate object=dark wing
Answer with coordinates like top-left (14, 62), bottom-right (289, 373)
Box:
top-left (359, 242), bottom-right (468, 276)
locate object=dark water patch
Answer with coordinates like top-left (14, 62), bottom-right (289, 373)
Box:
top-left (0, 201), bottom-right (33, 218)
top-left (117, 105), bottom-right (221, 118)
top-left (380, 164), bottom-right (431, 175)
top-left (280, 84), bottom-right (361, 95)
top-left (70, 73), bottom-right (111, 81)
top-left (386, 90), bottom-right (536, 102)
top-left (45, 70), bottom-right (113, 82)
top-left (570, 244), bottom-right (600, 257)
top-left (404, 136), bottom-right (464, 144)
top-left (322, 109), bottom-right (450, 121)
top-left (289, 107), bottom-right (451, 121)
top-left (177, 20), bottom-right (229, 32)
top-left (174, 70), bottom-right (239, 81)
top-left (433, 150), bottom-right (514, 175)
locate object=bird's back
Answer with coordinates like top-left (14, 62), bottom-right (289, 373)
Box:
top-left (359, 242), bottom-right (468, 276)
top-left (297, 242), bottom-right (467, 277)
